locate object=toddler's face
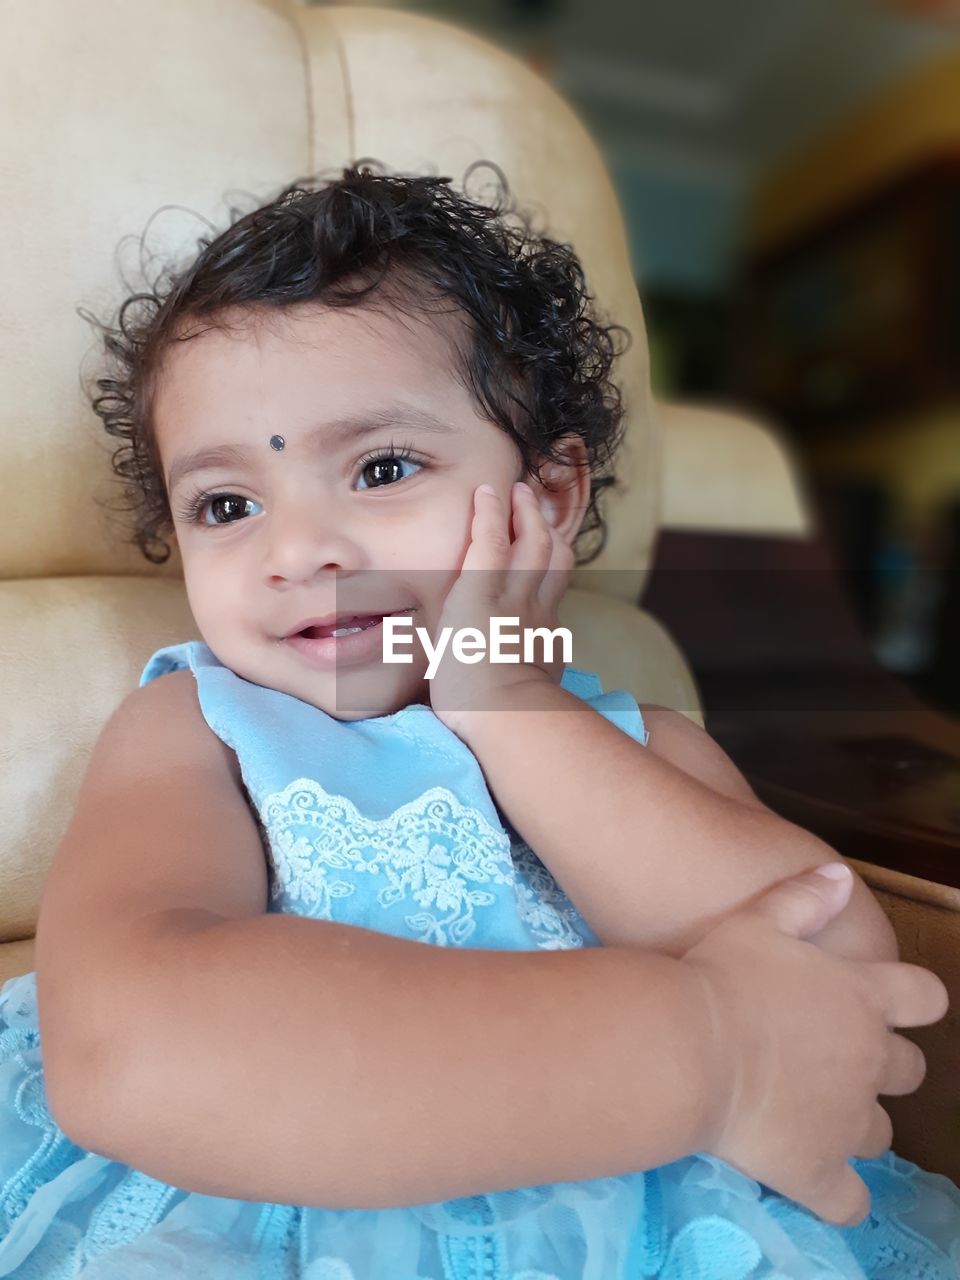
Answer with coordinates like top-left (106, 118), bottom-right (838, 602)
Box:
top-left (153, 300), bottom-right (582, 719)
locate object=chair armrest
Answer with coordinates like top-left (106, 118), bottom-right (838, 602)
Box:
top-left (657, 399), bottom-right (813, 536)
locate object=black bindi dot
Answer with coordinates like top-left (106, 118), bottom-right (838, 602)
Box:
top-left (269, 434), bottom-right (285, 451)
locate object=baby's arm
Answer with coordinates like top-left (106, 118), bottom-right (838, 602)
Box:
top-left (74, 911), bottom-right (717, 1208)
top-left (66, 872), bottom-right (936, 1228)
top-left (460, 684), bottom-right (897, 962)
top-left (73, 870), bottom-right (942, 1218)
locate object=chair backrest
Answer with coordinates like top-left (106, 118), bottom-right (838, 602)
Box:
top-left (0, 0), bottom-right (683, 945)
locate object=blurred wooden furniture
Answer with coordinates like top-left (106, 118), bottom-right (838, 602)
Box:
top-left (643, 526), bottom-right (960, 888)
top-left (653, 400), bottom-right (960, 1182)
top-left (655, 57), bottom-right (960, 1180)
top-left (734, 156), bottom-right (960, 437)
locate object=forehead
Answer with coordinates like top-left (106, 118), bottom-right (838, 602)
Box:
top-left (152, 300), bottom-right (477, 450)
top-left (157, 300), bottom-right (470, 403)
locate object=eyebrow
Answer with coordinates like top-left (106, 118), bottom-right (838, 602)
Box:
top-left (166, 405), bottom-right (457, 494)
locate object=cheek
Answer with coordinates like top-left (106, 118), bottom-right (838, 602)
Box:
top-left (396, 499), bottom-right (473, 567)
top-left (184, 566), bottom-right (231, 619)
top-left (385, 503), bottom-right (471, 616)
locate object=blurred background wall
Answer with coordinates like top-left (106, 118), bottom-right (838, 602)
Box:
top-left (310, 0), bottom-right (960, 722)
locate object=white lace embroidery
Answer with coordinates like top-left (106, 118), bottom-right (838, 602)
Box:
top-left (260, 778), bottom-right (588, 950)
top-left (510, 840), bottom-right (595, 949)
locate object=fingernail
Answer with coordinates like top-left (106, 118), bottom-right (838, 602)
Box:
top-left (812, 863), bottom-right (851, 882)
top-left (514, 481), bottom-right (532, 494)
top-left (477, 484), bottom-right (496, 497)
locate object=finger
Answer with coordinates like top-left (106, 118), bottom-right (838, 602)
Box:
top-left (878, 1031), bottom-right (927, 1097)
top-left (748, 864), bottom-right (855, 939)
top-left (800, 1166), bottom-right (872, 1228)
top-left (461, 485), bottom-right (510, 596)
top-left (852, 1104), bottom-right (893, 1160)
top-left (538, 524), bottom-right (575, 613)
top-left (863, 961), bottom-right (949, 1029)
top-left (506, 482), bottom-right (554, 589)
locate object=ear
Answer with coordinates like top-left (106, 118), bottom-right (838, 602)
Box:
top-left (523, 434), bottom-right (590, 546)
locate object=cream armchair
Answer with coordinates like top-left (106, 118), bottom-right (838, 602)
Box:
top-left (1, 0), bottom-right (957, 1188)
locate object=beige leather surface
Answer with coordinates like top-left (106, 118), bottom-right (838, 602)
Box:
top-left (0, 0), bottom-right (312, 583)
top-left (0, 0), bottom-right (956, 1188)
top-left (657, 400), bottom-right (813, 536)
top-left (0, 942), bottom-right (36, 990)
top-left (0, 577), bottom-right (200, 938)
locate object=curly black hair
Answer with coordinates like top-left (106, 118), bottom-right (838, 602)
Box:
top-left (87, 161), bottom-right (631, 567)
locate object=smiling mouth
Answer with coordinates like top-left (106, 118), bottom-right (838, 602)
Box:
top-left (304, 616), bottom-right (383, 639)
top-left (293, 608), bottom-right (415, 640)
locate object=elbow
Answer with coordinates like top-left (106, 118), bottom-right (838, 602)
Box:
top-left (42, 1034), bottom-right (129, 1156)
top-left (36, 985), bottom-right (124, 1155)
top-left (748, 812), bottom-right (899, 963)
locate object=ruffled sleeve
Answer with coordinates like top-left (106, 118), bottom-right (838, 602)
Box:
top-left (139, 641), bottom-right (195, 686)
top-left (560, 667), bottom-right (650, 747)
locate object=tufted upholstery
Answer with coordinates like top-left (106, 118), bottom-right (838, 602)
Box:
top-left (0, 0), bottom-right (956, 1185)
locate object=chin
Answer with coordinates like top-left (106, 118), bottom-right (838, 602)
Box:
top-left (322, 668), bottom-right (427, 722)
top-left (330, 693), bottom-right (414, 722)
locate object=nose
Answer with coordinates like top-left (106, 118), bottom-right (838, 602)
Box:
top-left (263, 489), bottom-right (366, 582)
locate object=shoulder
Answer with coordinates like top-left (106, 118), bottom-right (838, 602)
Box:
top-left (119, 664), bottom-right (198, 723)
top-left (112, 666), bottom-right (242, 788)
top-left (636, 703), bottom-right (769, 813)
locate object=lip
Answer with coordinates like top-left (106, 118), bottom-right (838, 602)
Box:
top-left (283, 609), bottom-right (411, 640)
top-left (283, 608), bottom-right (416, 671)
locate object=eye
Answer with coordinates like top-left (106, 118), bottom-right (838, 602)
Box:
top-left (355, 446), bottom-right (424, 491)
top-left (175, 439), bottom-right (427, 528)
top-left (178, 491), bottom-right (261, 527)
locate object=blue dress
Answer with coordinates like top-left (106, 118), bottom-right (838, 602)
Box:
top-left (1, 639), bottom-right (958, 1279)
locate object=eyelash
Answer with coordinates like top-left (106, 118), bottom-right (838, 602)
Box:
top-left (175, 440), bottom-right (426, 527)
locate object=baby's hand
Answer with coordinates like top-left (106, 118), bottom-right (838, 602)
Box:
top-left (684, 864), bottom-right (948, 1226)
top-left (428, 482), bottom-right (574, 737)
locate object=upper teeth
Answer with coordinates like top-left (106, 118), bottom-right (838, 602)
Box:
top-left (331, 626), bottom-right (363, 637)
